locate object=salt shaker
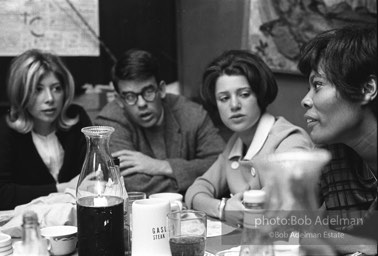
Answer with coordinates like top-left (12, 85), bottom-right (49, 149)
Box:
top-left (13, 211), bottom-right (49, 256)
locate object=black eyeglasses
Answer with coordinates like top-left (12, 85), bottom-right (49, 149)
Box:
top-left (119, 86), bottom-right (158, 106)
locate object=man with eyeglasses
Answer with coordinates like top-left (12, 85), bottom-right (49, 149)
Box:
top-left (95, 49), bottom-right (225, 195)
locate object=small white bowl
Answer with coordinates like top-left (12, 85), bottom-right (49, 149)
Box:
top-left (41, 226), bottom-right (77, 256)
top-left (0, 233), bottom-right (11, 248)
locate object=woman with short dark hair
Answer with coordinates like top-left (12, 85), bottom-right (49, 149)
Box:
top-left (185, 50), bottom-right (313, 226)
top-left (299, 25), bottom-right (377, 255)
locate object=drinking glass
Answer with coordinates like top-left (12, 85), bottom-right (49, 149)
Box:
top-left (125, 192), bottom-right (146, 255)
top-left (167, 210), bottom-right (207, 256)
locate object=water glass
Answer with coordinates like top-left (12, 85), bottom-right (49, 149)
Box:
top-left (125, 192), bottom-right (146, 255)
top-left (167, 210), bottom-right (207, 256)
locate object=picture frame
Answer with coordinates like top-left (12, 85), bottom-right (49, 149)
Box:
top-left (246, 0), bottom-right (377, 74)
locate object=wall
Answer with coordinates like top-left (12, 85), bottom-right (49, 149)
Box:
top-left (267, 73), bottom-right (308, 130)
top-left (0, 0), bottom-right (177, 115)
top-left (176, 0), bottom-right (309, 137)
top-left (176, 0), bottom-right (249, 99)
top-left (0, 0), bottom-right (310, 132)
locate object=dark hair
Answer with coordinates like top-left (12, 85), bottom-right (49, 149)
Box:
top-left (201, 50), bottom-right (278, 112)
top-left (112, 49), bottom-right (160, 92)
top-left (298, 25), bottom-right (377, 118)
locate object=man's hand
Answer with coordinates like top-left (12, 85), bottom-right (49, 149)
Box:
top-left (112, 149), bottom-right (173, 177)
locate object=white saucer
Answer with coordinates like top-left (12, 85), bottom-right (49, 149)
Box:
top-left (0, 245), bottom-right (11, 253)
top-left (0, 247), bottom-right (12, 256)
top-left (0, 234), bottom-right (11, 248)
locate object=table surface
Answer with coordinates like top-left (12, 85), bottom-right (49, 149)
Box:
top-left (0, 210), bottom-right (293, 256)
top-left (1, 210), bottom-right (369, 256)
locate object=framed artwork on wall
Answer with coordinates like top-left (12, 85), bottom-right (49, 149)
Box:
top-left (246, 0), bottom-right (377, 74)
top-left (0, 0), bottom-right (100, 56)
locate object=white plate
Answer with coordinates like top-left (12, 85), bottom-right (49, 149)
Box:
top-left (206, 219), bottom-right (236, 238)
top-left (0, 245), bottom-right (11, 253)
top-left (0, 247), bottom-right (12, 256)
top-left (0, 234), bottom-right (11, 247)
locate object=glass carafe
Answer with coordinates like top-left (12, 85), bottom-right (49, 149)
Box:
top-left (76, 126), bottom-right (124, 256)
top-left (253, 149), bottom-right (331, 211)
top-left (252, 149), bottom-right (334, 256)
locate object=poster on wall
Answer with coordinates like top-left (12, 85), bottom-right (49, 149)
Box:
top-left (247, 0), bottom-right (377, 73)
top-left (0, 0), bottom-right (99, 56)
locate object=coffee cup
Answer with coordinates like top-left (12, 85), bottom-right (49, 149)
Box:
top-left (149, 192), bottom-right (183, 212)
top-left (131, 198), bottom-right (171, 256)
top-left (40, 226), bottom-right (77, 256)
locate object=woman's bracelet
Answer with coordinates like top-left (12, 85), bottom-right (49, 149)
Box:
top-left (218, 198), bottom-right (228, 221)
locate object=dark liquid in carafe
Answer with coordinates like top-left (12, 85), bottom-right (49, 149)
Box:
top-left (77, 196), bottom-right (124, 256)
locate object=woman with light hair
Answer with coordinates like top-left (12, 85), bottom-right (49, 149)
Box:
top-left (0, 49), bottom-right (92, 210)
